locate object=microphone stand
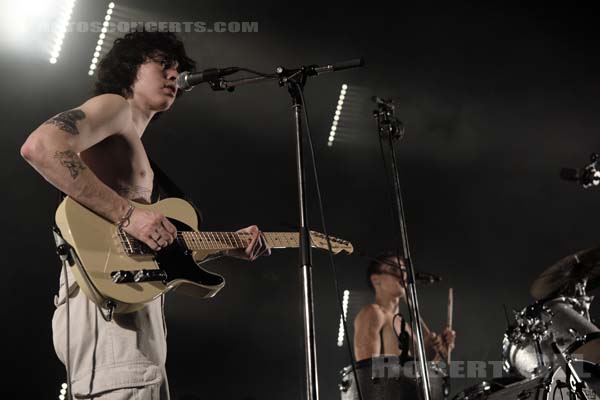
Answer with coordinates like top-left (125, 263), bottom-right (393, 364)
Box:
top-left (373, 100), bottom-right (432, 400)
top-left (204, 59), bottom-right (363, 400)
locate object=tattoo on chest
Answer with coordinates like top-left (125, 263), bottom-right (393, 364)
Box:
top-left (44, 109), bottom-right (86, 135)
top-left (54, 150), bottom-right (87, 179)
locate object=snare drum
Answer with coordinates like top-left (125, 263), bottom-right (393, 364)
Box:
top-left (339, 356), bottom-right (446, 400)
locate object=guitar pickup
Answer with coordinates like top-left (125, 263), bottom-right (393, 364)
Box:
top-left (111, 270), bottom-right (135, 283)
top-left (134, 269), bottom-right (168, 283)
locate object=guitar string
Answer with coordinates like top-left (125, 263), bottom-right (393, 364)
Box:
top-left (120, 230), bottom-right (325, 250)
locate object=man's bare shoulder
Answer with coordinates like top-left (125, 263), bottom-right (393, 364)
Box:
top-left (81, 94), bottom-right (131, 122)
top-left (83, 93), bottom-right (128, 107)
top-left (355, 303), bottom-right (386, 328)
top-left (64, 93), bottom-right (134, 141)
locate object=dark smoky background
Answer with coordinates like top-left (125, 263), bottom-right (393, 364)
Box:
top-left (2, 1), bottom-right (600, 398)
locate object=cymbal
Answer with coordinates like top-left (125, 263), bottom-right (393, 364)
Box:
top-left (530, 245), bottom-right (600, 300)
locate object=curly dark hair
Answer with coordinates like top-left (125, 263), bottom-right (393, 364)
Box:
top-left (94, 31), bottom-right (196, 100)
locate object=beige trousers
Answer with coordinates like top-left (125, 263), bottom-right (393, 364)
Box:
top-left (52, 267), bottom-right (170, 399)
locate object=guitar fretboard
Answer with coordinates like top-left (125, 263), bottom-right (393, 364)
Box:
top-left (178, 231), bottom-right (300, 251)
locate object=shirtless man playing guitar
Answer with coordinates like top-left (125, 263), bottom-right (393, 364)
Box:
top-left (20, 31), bottom-right (269, 399)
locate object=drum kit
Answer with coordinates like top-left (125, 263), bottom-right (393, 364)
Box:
top-left (340, 244), bottom-right (600, 399)
top-left (479, 244), bottom-right (600, 399)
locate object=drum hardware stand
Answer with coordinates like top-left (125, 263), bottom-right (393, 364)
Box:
top-left (574, 279), bottom-right (593, 321)
top-left (551, 342), bottom-right (592, 399)
top-left (532, 337), bottom-right (551, 377)
top-left (373, 98), bottom-right (432, 400)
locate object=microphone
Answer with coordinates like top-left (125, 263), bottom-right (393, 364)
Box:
top-left (176, 67), bottom-right (241, 91)
top-left (415, 271), bottom-right (442, 284)
top-left (560, 153), bottom-right (600, 189)
top-left (310, 58), bottom-right (365, 75)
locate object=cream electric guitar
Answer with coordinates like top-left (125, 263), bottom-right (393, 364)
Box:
top-left (55, 197), bottom-right (353, 314)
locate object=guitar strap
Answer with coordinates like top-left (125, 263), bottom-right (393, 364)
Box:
top-left (148, 157), bottom-right (203, 224)
top-left (397, 313), bottom-right (411, 365)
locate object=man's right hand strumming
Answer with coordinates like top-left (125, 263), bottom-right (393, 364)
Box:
top-left (123, 207), bottom-right (178, 251)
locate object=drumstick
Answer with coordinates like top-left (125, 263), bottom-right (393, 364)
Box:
top-left (447, 287), bottom-right (454, 363)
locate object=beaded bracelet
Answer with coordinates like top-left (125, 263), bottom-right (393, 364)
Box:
top-left (116, 202), bottom-right (135, 229)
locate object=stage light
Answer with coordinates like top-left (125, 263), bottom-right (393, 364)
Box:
top-left (48, 0), bottom-right (77, 64)
top-left (89, 2), bottom-right (115, 76)
top-left (337, 290), bottom-right (350, 347)
top-left (328, 85), bottom-right (348, 147)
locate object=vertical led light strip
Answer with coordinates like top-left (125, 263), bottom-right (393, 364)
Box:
top-left (337, 290), bottom-right (350, 347)
top-left (58, 382), bottom-right (67, 400)
top-left (49, 0), bottom-right (76, 64)
top-left (328, 84), bottom-right (347, 147)
top-left (88, 2), bottom-right (114, 75)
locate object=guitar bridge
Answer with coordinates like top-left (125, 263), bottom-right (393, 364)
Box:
top-left (117, 229), bottom-right (154, 256)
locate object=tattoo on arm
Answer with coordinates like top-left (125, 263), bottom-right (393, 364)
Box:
top-left (44, 109), bottom-right (86, 135)
top-left (54, 150), bottom-right (87, 179)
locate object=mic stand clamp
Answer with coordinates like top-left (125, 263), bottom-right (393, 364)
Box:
top-left (372, 101), bottom-right (405, 141)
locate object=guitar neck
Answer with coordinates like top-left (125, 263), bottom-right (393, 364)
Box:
top-left (179, 231), bottom-right (300, 251)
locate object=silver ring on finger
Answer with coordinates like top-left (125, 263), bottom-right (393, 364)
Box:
top-left (150, 237), bottom-right (162, 251)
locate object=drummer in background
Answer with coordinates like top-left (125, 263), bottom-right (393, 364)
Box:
top-left (354, 253), bottom-right (456, 362)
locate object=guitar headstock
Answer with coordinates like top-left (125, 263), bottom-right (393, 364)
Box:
top-left (309, 231), bottom-right (354, 254)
